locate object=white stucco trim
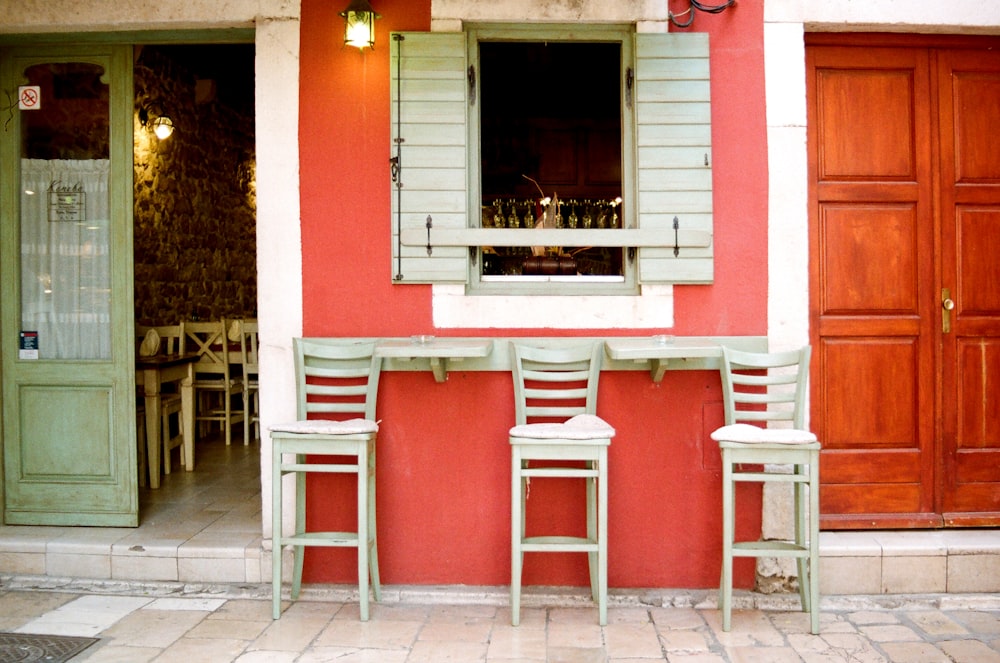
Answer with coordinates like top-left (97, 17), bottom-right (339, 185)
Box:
top-left (254, 11), bottom-right (303, 540)
top-left (433, 284), bottom-right (674, 329)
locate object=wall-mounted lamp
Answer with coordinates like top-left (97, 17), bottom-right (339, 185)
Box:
top-left (340, 0), bottom-right (380, 50)
top-left (138, 106), bottom-right (175, 140)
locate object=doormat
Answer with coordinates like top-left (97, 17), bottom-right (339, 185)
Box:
top-left (0, 632), bottom-right (99, 663)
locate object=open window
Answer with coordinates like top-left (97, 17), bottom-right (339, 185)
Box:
top-left (479, 38), bottom-right (627, 288)
top-left (390, 26), bottom-right (714, 294)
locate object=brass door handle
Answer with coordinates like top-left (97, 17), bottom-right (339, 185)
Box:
top-left (942, 288), bottom-right (954, 333)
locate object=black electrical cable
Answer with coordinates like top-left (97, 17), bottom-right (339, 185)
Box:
top-left (668, 7), bottom-right (696, 28)
top-left (691, 0), bottom-right (736, 14)
top-left (668, 0), bottom-right (736, 28)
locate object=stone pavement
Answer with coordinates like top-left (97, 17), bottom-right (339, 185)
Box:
top-left (0, 582), bottom-right (999, 662)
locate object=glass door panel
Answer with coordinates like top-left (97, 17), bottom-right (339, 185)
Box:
top-left (19, 62), bottom-right (111, 360)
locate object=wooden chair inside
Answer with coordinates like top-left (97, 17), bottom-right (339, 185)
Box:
top-left (135, 324), bottom-right (185, 485)
top-left (183, 319), bottom-right (244, 445)
top-left (239, 319), bottom-right (260, 446)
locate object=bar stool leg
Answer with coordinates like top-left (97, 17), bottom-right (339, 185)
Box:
top-left (510, 447), bottom-right (524, 626)
top-left (720, 447), bottom-right (735, 632)
top-left (356, 442), bottom-right (370, 621)
top-left (291, 456), bottom-right (306, 601)
top-left (272, 447), bottom-right (284, 619)
top-left (597, 449), bottom-right (608, 626)
top-left (794, 466), bottom-right (809, 613)
top-left (368, 441), bottom-right (382, 603)
top-left (809, 455), bottom-right (820, 635)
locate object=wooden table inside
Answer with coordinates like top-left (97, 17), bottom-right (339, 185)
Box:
top-left (135, 352), bottom-right (198, 488)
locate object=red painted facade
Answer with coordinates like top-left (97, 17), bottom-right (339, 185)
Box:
top-left (297, 0), bottom-right (768, 589)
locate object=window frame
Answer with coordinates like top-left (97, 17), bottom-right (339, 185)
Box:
top-left (466, 23), bottom-right (638, 296)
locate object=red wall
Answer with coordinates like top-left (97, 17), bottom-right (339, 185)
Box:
top-left (298, 0), bottom-right (768, 589)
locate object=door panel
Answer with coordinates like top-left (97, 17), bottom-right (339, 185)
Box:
top-left (809, 37), bottom-right (1000, 528)
top-left (1, 45), bottom-right (137, 526)
top-left (819, 205), bottom-right (920, 314)
top-left (939, 50), bottom-right (1000, 522)
top-left (808, 45), bottom-right (938, 527)
top-left (813, 66), bottom-right (918, 180)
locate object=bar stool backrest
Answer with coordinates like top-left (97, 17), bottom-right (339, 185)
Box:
top-left (294, 338), bottom-right (382, 421)
top-left (719, 345), bottom-right (811, 430)
top-left (511, 342), bottom-right (603, 426)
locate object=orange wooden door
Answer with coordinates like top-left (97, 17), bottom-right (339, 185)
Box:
top-left (807, 36), bottom-right (1000, 528)
top-left (938, 49), bottom-right (1000, 525)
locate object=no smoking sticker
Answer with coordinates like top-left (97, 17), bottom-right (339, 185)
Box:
top-left (18, 85), bottom-right (41, 110)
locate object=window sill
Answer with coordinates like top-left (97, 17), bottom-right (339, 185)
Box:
top-left (480, 275), bottom-right (625, 284)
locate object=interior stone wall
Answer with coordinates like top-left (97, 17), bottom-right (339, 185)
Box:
top-left (133, 46), bottom-right (256, 325)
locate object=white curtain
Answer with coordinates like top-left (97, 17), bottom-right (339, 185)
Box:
top-left (20, 158), bottom-right (111, 360)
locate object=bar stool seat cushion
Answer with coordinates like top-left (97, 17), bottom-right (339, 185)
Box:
top-left (271, 418), bottom-right (379, 435)
top-left (711, 423), bottom-right (817, 445)
top-left (510, 414), bottom-right (615, 440)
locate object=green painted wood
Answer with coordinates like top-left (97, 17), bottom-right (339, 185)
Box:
top-left (391, 28), bottom-right (714, 289)
top-left (271, 339), bottom-right (382, 620)
top-left (715, 347), bottom-right (820, 634)
top-left (390, 32), bottom-right (470, 283)
top-left (324, 335), bottom-right (767, 375)
top-left (400, 227), bottom-right (711, 248)
top-left (509, 342), bottom-right (610, 626)
top-left (0, 44), bottom-right (138, 526)
top-left (635, 32), bottom-right (714, 285)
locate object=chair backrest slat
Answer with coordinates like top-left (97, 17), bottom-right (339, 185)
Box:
top-left (512, 342), bottom-right (603, 426)
top-left (239, 319), bottom-right (259, 376)
top-left (720, 346), bottom-right (811, 429)
top-left (294, 338), bottom-right (382, 421)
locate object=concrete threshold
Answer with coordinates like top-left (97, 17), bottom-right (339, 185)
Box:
top-left (3, 574), bottom-right (1000, 615)
top-left (1, 529), bottom-right (998, 598)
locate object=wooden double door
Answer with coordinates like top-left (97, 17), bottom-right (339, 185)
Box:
top-left (807, 35), bottom-right (1000, 528)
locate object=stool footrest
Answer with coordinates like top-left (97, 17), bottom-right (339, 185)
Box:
top-left (732, 540), bottom-right (810, 556)
top-left (522, 535), bottom-right (598, 552)
top-left (521, 468), bottom-right (599, 478)
top-left (281, 463), bottom-right (361, 473)
top-left (732, 472), bottom-right (810, 483)
top-left (280, 531), bottom-right (360, 547)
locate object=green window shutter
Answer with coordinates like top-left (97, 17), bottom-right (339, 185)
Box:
top-left (635, 32), bottom-right (714, 284)
top-left (390, 32), bottom-right (469, 283)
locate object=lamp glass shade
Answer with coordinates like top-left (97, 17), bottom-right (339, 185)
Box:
top-left (341, 1), bottom-right (379, 49)
top-left (152, 116), bottom-right (174, 139)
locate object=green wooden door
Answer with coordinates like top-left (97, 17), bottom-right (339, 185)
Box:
top-left (1, 44), bottom-right (137, 526)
